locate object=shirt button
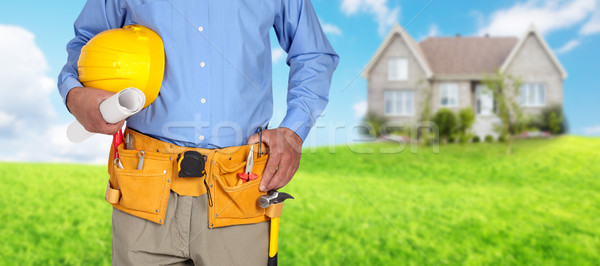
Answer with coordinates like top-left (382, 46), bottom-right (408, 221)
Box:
top-left (199, 135), bottom-right (205, 141)
top-left (200, 62), bottom-right (206, 67)
top-left (198, 26), bottom-right (204, 32)
top-left (201, 98), bottom-right (206, 104)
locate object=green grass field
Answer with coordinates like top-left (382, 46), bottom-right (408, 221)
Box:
top-left (1, 136), bottom-right (599, 265)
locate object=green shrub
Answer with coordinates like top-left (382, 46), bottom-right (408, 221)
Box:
top-left (548, 111), bottom-right (561, 134)
top-left (432, 108), bottom-right (458, 143)
top-left (472, 135), bottom-right (481, 143)
top-left (361, 112), bottom-right (388, 138)
top-left (448, 136), bottom-right (456, 143)
top-left (539, 105), bottom-right (567, 134)
top-left (498, 135), bottom-right (507, 143)
top-left (458, 108), bottom-right (475, 135)
top-left (459, 133), bottom-right (472, 144)
top-left (485, 135), bottom-right (494, 143)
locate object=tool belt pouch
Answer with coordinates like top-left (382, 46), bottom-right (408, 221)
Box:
top-left (207, 147), bottom-right (270, 228)
top-left (106, 142), bottom-right (173, 224)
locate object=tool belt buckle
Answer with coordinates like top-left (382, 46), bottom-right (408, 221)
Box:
top-left (177, 151), bottom-right (207, 178)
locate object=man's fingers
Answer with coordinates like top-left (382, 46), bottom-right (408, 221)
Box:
top-left (272, 164), bottom-right (292, 191)
top-left (260, 153), bottom-right (280, 192)
top-left (97, 88), bottom-right (117, 102)
top-left (276, 155), bottom-right (299, 190)
top-left (266, 155), bottom-right (288, 190)
top-left (247, 133), bottom-right (259, 144)
top-left (267, 153), bottom-right (296, 191)
top-left (97, 120), bottom-right (125, 135)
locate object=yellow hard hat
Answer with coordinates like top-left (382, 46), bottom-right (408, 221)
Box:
top-left (77, 24), bottom-right (165, 108)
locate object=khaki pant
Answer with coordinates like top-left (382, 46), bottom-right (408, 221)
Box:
top-left (112, 191), bottom-right (269, 265)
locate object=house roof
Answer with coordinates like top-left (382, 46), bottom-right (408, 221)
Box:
top-left (364, 24), bottom-right (568, 80)
top-left (419, 36), bottom-right (518, 76)
top-left (500, 25), bottom-right (568, 79)
top-left (362, 24), bottom-right (433, 79)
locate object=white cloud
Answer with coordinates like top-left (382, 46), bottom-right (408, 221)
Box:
top-left (417, 23), bottom-right (441, 41)
top-left (271, 47), bottom-right (285, 64)
top-left (0, 111), bottom-right (16, 129)
top-left (583, 125), bottom-right (600, 135)
top-left (0, 25), bottom-right (56, 132)
top-left (427, 24), bottom-right (440, 37)
top-left (352, 100), bottom-right (367, 118)
top-left (580, 8), bottom-right (600, 35)
top-left (341, 0), bottom-right (400, 36)
top-left (0, 24), bottom-right (111, 164)
top-left (322, 23), bottom-right (342, 36)
top-left (478, 0), bottom-right (597, 36)
top-left (342, 0), bottom-right (361, 14)
top-left (556, 39), bottom-right (581, 54)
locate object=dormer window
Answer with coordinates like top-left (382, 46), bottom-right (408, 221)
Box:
top-left (388, 57), bottom-right (408, 81)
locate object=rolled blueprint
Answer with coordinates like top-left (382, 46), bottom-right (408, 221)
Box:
top-left (66, 87), bottom-right (146, 143)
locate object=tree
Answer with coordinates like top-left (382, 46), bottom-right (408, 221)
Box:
top-left (432, 108), bottom-right (457, 144)
top-left (458, 108), bottom-right (475, 134)
top-left (417, 80), bottom-right (435, 145)
top-left (362, 111), bottom-right (388, 138)
top-left (456, 108), bottom-right (475, 144)
top-left (482, 70), bottom-right (524, 154)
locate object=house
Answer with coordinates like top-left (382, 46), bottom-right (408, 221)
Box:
top-left (363, 24), bottom-right (567, 138)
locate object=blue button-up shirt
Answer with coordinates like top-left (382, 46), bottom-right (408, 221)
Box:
top-left (58, 0), bottom-right (338, 148)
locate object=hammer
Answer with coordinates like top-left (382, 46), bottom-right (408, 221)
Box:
top-left (258, 191), bottom-right (294, 266)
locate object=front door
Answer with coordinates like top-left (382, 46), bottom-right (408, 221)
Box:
top-left (476, 85), bottom-right (494, 116)
top-left (473, 84), bottom-right (499, 139)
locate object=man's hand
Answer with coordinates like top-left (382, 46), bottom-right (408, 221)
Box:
top-left (66, 86), bottom-right (125, 135)
top-left (247, 127), bottom-right (303, 192)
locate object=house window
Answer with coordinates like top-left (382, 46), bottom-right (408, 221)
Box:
top-left (384, 90), bottom-right (414, 115)
top-left (440, 83), bottom-right (458, 107)
top-left (388, 57), bottom-right (408, 81)
top-left (520, 83), bottom-right (546, 107)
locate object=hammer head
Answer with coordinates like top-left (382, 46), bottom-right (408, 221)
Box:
top-left (258, 191), bottom-right (294, 209)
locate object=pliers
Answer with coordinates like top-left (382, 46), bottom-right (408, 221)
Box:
top-left (236, 145), bottom-right (258, 185)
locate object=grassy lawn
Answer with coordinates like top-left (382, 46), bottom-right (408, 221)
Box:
top-left (1, 136), bottom-right (599, 265)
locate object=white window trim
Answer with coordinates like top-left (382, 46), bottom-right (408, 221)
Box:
top-left (520, 82), bottom-right (546, 107)
top-left (384, 90), bottom-right (414, 116)
top-left (439, 82), bottom-right (459, 107)
top-left (388, 57), bottom-right (408, 81)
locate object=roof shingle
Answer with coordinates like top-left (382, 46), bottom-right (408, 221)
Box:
top-left (419, 37), bottom-right (518, 75)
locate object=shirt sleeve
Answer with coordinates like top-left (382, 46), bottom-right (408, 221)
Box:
top-left (57, 0), bottom-right (127, 108)
top-left (273, 0), bottom-right (340, 142)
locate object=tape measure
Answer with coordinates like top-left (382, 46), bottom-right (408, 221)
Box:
top-left (177, 151), bottom-right (207, 178)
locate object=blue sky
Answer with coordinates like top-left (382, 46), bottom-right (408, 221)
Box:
top-left (0, 0), bottom-right (599, 163)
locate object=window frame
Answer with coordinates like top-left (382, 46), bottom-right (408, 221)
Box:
top-left (384, 90), bottom-right (415, 116)
top-left (388, 57), bottom-right (408, 81)
top-left (439, 82), bottom-right (459, 108)
top-left (519, 82), bottom-right (547, 107)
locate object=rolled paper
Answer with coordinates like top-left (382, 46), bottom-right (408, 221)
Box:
top-left (66, 88), bottom-right (146, 143)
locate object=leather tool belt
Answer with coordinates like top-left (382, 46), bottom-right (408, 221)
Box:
top-left (106, 128), bottom-right (270, 227)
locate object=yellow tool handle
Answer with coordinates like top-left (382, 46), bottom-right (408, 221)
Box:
top-left (269, 217), bottom-right (280, 258)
